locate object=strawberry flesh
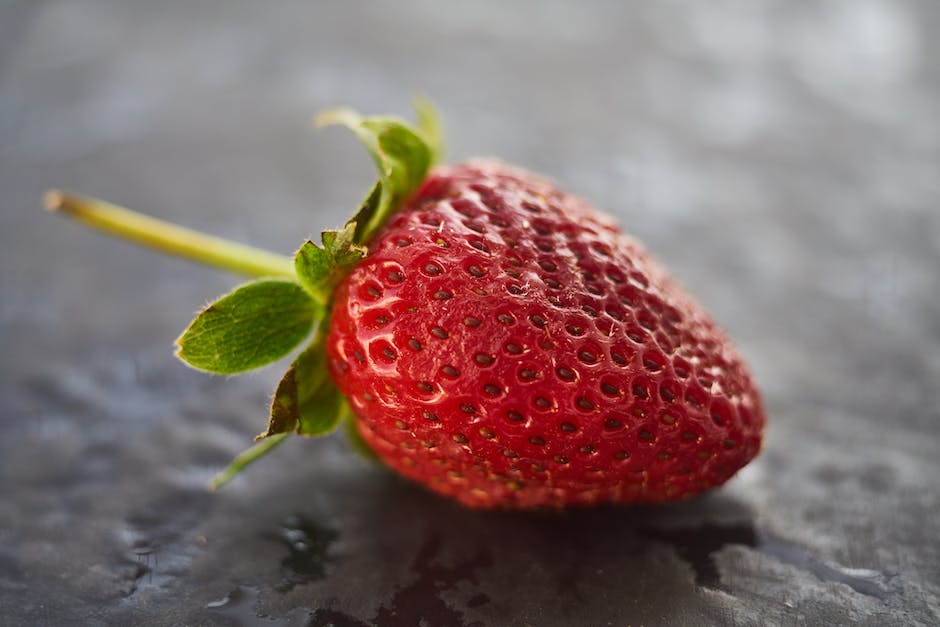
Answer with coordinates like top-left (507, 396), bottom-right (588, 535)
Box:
top-left (327, 161), bottom-right (765, 508)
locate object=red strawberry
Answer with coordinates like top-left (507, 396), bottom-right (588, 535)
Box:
top-left (47, 102), bottom-right (764, 507)
top-left (327, 161), bottom-right (764, 508)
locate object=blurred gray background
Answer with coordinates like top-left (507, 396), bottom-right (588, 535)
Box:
top-left (1, 1), bottom-right (938, 625)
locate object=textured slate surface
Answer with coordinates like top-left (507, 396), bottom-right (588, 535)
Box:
top-left (1, 1), bottom-right (938, 625)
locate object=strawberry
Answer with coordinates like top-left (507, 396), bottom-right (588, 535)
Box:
top-left (46, 101), bottom-right (764, 508)
top-left (327, 162), bottom-right (764, 508)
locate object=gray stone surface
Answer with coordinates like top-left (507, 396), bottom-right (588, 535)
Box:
top-left (1, 1), bottom-right (938, 625)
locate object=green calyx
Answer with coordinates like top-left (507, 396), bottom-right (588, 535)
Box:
top-left (45, 100), bottom-right (444, 489)
top-left (316, 95), bottom-right (442, 245)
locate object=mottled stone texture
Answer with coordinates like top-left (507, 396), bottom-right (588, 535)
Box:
top-left (1, 1), bottom-right (937, 625)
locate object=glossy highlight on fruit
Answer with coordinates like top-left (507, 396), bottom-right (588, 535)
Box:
top-left (328, 161), bottom-right (765, 508)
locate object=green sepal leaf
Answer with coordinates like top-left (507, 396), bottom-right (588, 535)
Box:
top-left (348, 180), bottom-right (383, 244)
top-left (261, 325), bottom-right (348, 438)
top-left (315, 102), bottom-right (440, 244)
top-left (293, 222), bottom-right (367, 306)
top-left (293, 242), bottom-right (332, 298)
top-left (412, 95), bottom-right (445, 166)
top-left (175, 279), bottom-right (317, 374)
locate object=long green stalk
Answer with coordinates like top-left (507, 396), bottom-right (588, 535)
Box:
top-left (44, 190), bottom-right (295, 279)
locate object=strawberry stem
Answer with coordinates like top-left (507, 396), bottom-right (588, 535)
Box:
top-left (44, 190), bottom-right (295, 279)
top-left (209, 432), bottom-right (289, 490)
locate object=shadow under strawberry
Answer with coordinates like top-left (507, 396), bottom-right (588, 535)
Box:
top-left (294, 475), bottom-right (760, 626)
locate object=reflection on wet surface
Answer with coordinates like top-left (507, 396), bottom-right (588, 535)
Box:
top-left (646, 523), bottom-right (887, 599)
top-left (208, 585), bottom-right (312, 626)
top-left (269, 515), bottom-right (340, 593)
top-left (309, 533), bottom-right (492, 627)
top-left (268, 496), bottom-right (894, 625)
top-left (755, 533), bottom-right (887, 599)
top-left (646, 523), bottom-right (757, 589)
